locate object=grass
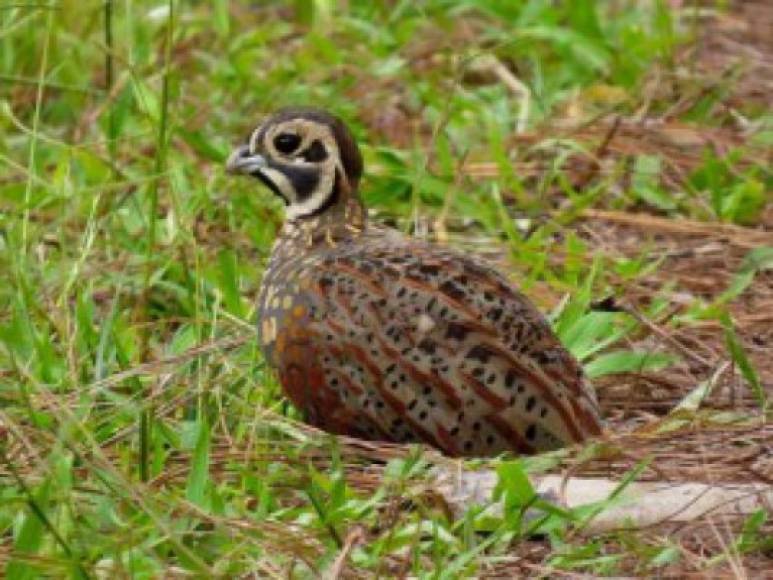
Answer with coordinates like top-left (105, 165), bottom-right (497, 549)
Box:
top-left (1, 0), bottom-right (771, 577)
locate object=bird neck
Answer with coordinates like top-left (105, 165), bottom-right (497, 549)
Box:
top-left (281, 188), bottom-right (367, 247)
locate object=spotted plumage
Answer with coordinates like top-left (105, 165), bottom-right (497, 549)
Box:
top-left (226, 107), bottom-right (603, 457)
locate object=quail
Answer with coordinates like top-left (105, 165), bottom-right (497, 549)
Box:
top-left (226, 107), bottom-right (603, 457)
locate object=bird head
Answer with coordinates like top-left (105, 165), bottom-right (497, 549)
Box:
top-left (226, 107), bottom-right (363, 221)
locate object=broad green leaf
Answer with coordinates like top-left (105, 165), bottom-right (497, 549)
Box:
top-left (186, 417), bottom-right (211, 507)
top-left (585, 350), bottom-right (677, 378)
top-left (495, 460), bottom-right (535, 508)
top-left (216, 249), bottom-right (245, 318)
top-left (7, 478), bottom-right (52, 580)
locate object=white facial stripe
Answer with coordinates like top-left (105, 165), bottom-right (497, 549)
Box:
top-left (260, 167), bottom-right (295, 202)
top-left (249, 128), bottom-right (261, 155)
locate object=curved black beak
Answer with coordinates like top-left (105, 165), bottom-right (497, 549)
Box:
top-left (226, 144), bottom-right (267, 175)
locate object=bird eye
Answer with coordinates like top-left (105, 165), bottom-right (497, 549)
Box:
top-left (273, 133), bottom-right (302, 155)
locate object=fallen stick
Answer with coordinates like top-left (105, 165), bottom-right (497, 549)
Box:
top-left (434, 468), bottom-right (773, 534)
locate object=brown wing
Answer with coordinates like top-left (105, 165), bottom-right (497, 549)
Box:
top-left (266, 230), bottom-right (603, 456)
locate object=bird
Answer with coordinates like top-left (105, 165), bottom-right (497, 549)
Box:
top-left (226, 107), bottom-right (603, 457)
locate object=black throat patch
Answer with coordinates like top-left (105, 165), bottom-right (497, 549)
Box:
top-left (274, 162), bottom-right (320, 202)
